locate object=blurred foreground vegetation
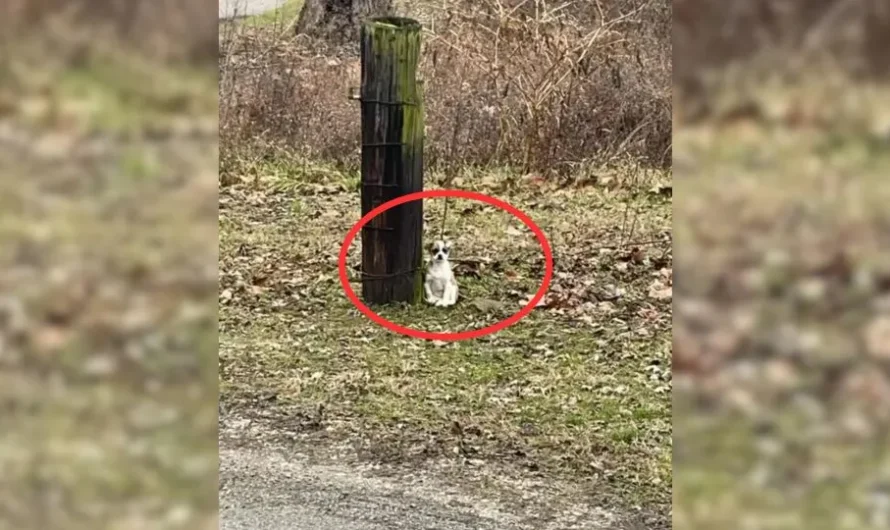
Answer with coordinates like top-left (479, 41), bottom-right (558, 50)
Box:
top-left (0, 4), bottom-right (218, 529)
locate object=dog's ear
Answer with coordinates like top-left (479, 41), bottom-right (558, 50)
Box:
top-left (444, 240), bottom-right (453, 250)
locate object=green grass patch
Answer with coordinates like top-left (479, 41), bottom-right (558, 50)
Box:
top-left (241, 0), bottom-right (305, 28)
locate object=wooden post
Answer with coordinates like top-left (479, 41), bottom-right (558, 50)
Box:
top-left (358, 17), bottom-right (424, 305)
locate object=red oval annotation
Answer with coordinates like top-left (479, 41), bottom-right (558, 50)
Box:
top-left (338, 189), bottom-right (553, 341)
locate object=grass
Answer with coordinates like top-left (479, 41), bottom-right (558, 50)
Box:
top-left (218, 155), bottom-right (672, 518)
top-left (218, 0), bottom-right (304, 30)
top-left (673, 77), bottom-right (890, 530)
top-left (0, 40), bottom-right (218, 529)
top-left (241, 0), bottom-right (304, 27)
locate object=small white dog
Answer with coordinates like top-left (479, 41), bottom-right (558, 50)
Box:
top-left (424, 239), bottom-right (458, 307)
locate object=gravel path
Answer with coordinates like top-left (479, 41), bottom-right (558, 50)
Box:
top-left (220, 446), bottom-right (510, 530)
top-left (219, 434), bottom-right (619, 530)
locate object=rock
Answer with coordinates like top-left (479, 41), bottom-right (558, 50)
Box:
top-left (647, 280), bottom-right (672, 301)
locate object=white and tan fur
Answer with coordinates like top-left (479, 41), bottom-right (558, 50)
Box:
top-left (424, 240), bottom-right (458, 307)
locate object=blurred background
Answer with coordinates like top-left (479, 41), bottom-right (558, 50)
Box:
top-left (674, 1), bottom-right (890, 529)
top-left (0, 1), bottom-right (217, 528)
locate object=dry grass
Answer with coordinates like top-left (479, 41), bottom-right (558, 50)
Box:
top-left (219, 0), bottom-right (671, 176)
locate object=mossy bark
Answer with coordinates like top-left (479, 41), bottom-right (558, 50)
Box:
top-left (359, 17), bottom-right (424, 305)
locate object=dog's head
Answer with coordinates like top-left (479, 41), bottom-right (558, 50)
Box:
top-left (430, 239), bottom-right (452, 262)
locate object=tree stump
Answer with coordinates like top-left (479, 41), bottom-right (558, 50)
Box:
top-left (358, 17), bottom-right (424, 305)
top-left (295, 0), bottom-right (393, 43)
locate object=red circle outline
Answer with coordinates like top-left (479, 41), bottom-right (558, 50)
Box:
top-left (338, 189), bottom-right (553, 341)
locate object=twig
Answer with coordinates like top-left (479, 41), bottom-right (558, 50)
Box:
top-left (440, 197), bottom-right (450, 240)
top-left (592, 239), bottom-right (668, 251)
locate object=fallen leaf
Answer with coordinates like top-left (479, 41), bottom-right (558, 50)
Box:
top-left (32, 325), bottom-right (69, 354)
top-left (520, 295), bottom-right (549, 308)
top-left (648, 281), bottom-right (672, 301)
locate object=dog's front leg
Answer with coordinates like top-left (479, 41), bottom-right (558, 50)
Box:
top-left (424, 282), bottom-right (438, 305)
top-left (442, 282), bottom-right (458, 307)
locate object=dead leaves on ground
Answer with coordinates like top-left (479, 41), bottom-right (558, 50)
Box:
top-left (221, 175), bottom-right (672, 341)
top-left (517, 243), bottom-right (672, 334)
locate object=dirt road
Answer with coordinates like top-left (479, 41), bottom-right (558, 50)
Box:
top-left (221, 446), bottom-right (514, 530)
top-left (219, 419), bottom-right (623, 530)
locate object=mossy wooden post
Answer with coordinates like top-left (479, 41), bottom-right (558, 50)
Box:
top-left (359, 17), bottom-right (424, 305)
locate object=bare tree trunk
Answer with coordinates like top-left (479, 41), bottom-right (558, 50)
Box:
top-left (295, 0), bottom-right (393, 43)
